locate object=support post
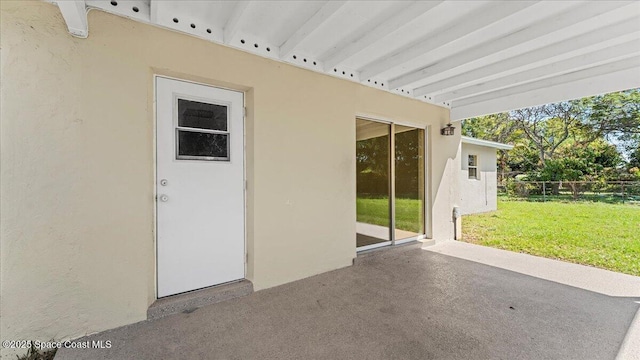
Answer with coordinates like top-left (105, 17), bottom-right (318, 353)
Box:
top-left (57, 0), bottom-right (88, 38)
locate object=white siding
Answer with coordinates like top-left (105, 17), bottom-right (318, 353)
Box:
top-left (459, 143), bottom-right (499, 215)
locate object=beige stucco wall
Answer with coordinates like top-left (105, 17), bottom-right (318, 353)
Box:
top-left (459, 143), bottom-right (499, 215)
top-left (0, 1), bottom-right (457, 355)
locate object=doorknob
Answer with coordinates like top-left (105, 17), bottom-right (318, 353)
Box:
top-left (160, 179), bottom-right (168, 186)
top-left (159, 195), bottom-right (169, 202)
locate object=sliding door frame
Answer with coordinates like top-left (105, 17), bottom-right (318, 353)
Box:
top-left (389, 122), bottom-right (397, 245)
top-left (356, 115), bottom-right (429, 252)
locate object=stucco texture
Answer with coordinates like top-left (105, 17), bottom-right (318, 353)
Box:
top-left (459, 143), bottom-right (499, 215)
top-left (0, 1), bottom-right (457, 354)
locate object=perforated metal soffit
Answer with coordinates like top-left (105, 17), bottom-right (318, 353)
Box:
top-left (56, 0), bottom-right (640, 120)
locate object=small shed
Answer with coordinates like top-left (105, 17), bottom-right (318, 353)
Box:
top-left (459, 136), bottom-right (514, 215)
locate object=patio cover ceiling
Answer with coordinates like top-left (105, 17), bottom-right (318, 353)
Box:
top-left (55, 0), bottom-right (640, 120)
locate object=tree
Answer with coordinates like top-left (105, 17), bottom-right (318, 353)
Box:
top-left (629, 145), bottom-right (640, 169)
top-left (461, 112), bottom-right (519, 144)
top-left (461, 89), bottom-right (640, 182)
top-left (627, 145), bottom-right (640, 181)
top-left (533, 139), bottom-right (622, 181)
top-left (356, 135), bottom-right (389, 196)
top-left (580, 90), bottom-right (640, 152)
top-left (509, 101), bottom-right (586, 166)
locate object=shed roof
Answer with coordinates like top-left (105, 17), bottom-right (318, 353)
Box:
top-left (461, 136), bottom-right (514, 150)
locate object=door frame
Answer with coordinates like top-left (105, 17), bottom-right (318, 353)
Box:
top-left (153, 74), bottom-right (247, 300)
top-left (355, 114), bottom-right (430, 252)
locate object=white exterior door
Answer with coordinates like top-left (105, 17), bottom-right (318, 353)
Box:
top-left (156, 77), bottom-right (245, 297)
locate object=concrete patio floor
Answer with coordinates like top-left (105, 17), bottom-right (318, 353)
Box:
top-left (57, 242), bottom-right (640, 360)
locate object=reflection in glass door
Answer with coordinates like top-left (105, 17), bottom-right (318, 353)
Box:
top-left (394, 126), bottom-right (425, 241)
top-left (356, 119), bottom-right (391, 248)
top-left (356, 119), bottom-right (425, 250)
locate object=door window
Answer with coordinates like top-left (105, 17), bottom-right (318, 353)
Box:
top-left (176, 98), bottom-right (230, 161)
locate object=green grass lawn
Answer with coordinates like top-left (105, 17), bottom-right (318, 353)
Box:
top-left (357, 197), bottom-right (422, 233)
top-left (462, 200), bottom-right (640, 276)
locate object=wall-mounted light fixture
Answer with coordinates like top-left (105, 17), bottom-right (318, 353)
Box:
top-left (440, 123), bottom-right (455, 136)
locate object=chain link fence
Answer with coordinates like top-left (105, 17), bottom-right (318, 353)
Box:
top-left (498, 181), bottom-right (640, 205)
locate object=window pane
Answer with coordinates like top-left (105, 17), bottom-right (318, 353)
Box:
top-left (178, 99), bottom-right (227, 131)
top-left (394, 125), bottom-right (425, 240)
top-left (356, 119), bottom-right (391, 247)
top-left (469, 168), bottom-right (477, 179)
top-left (177, 130), bottom-right (228, 160)
top-left (468, 155), bottom-right (477, 166)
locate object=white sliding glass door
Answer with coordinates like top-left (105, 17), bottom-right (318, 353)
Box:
top-left (356, 118), bottom-right (425, 250)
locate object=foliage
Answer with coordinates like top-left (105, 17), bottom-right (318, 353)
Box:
top-left (629, 145), bottom-right (640, 169)
top-left (581, 89), bottom-right (640, 151)
top-left (510, 102), bottom-right (583, 165)
top-left (356, 128), bottom-right (423, 198)
top-left (529, 139), bottom-right (623, 182)
top-left (462, 89), bottom-right (640, 181)
top-left (503, 178), bottom-right (539, 197)
top-left (356, 134), bottom-right (389, 196)
top-left (462, 200), bottom-right (640, 276)
top-left (461, 112), bottom-right (519, 144)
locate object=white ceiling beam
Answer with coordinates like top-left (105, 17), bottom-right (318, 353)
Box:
top-left (450, 58), bottom-right (640, 121)
top-left (86, 0), bottom-right (151, 23)
top-left (359, 1), bottom-right (538, 81)
top-left (322, 1), bottom-right (444, 71)
top-left (223, 1), bottom-right (253, 44)
top-left (390, 1), bottom-right (633, 89)
top-left (57, 0), bottom-right (88, 38)
top-left (279, 1), bottom-right (347, 59)
top-left (451, 66), bottom-right (640, 121)
top-left (149, 0), bottom-right (158, 24)
top-left (413, 18), bottom-right (640, 98)
top-left (454, 56), bottom-right (640, 107)
top-left (435, 39), bottom-right (640, 103)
